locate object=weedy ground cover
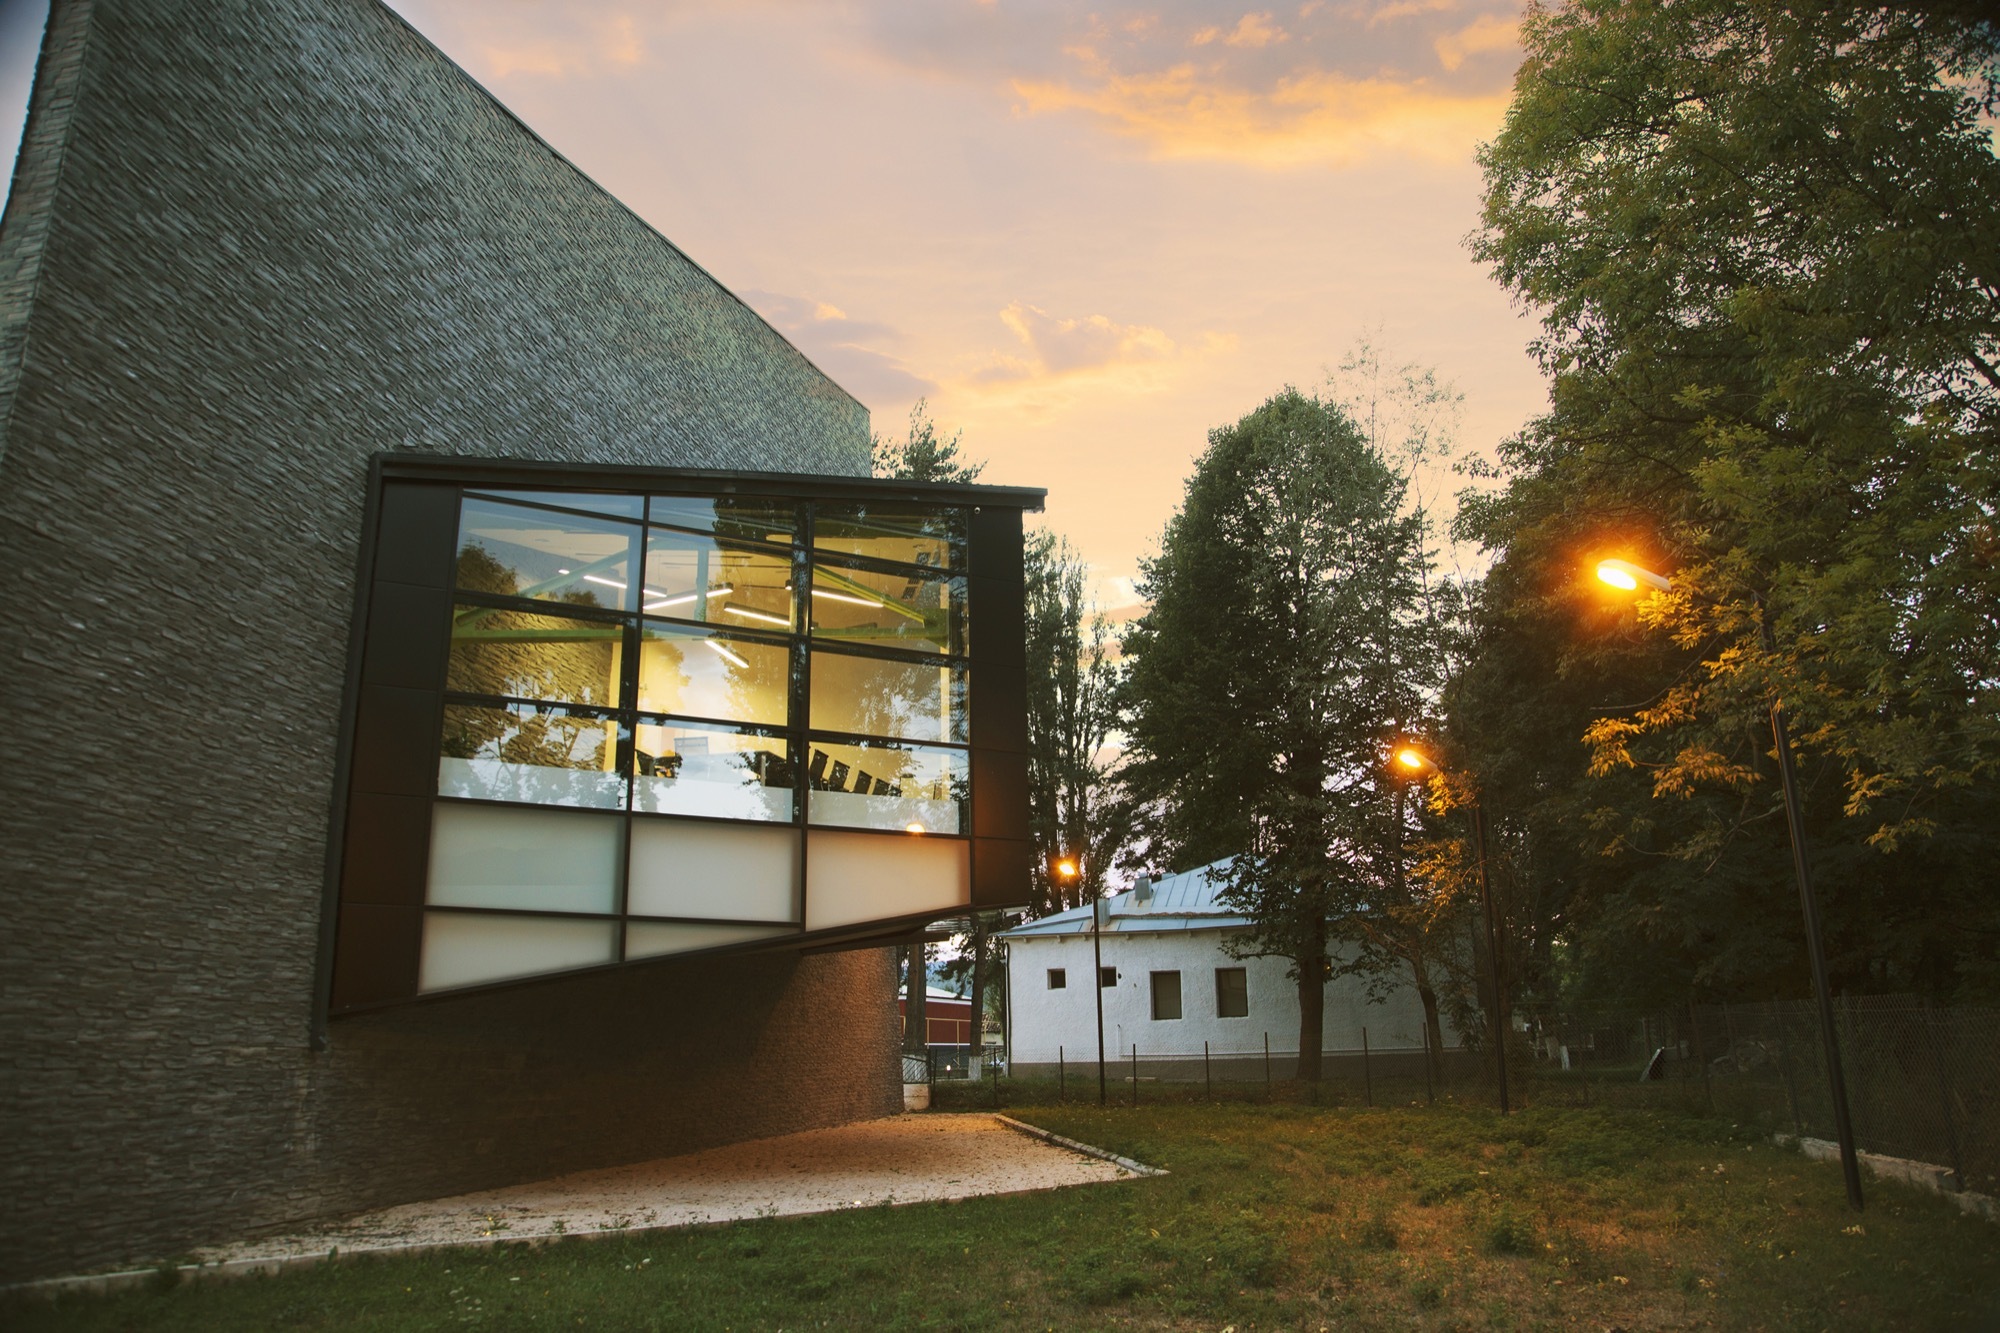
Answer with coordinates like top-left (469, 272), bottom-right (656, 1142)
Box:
top-left (10, 1099), bottom-right (1995, 1330)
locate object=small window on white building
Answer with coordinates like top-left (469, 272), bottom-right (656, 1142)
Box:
top-left (1099, 966), bottom-right (1117, 989)
top-left (1047, 968), bottom-right (1066, 989)
top-left (1215, 966), bottom-right (1249, 1018)
top-left (1150, 970), bottom-right (1182, 1020)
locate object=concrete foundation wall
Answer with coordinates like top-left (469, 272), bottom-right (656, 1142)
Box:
top-left (0, 0), bottom-right (895, 1283)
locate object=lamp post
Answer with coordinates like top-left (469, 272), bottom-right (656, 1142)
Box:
top-left (1058, 857), bottom-right (1106, 1106)
top-left (1595, 559), bottom-right (1864, 1210)
top-left (1394, 747), bottom-right (1509, 1113)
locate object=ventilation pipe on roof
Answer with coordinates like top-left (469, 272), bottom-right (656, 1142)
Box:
top-left (1133, 875), bottom-right (1153, 906)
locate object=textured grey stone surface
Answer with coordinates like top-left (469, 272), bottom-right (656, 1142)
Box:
top-left (0, 0), bottom-right (897, 1283)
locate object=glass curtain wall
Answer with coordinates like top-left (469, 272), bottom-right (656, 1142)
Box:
top-left (421, 487), bottom-right (975, 993)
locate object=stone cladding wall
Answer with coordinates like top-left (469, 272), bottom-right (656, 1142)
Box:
top-left (0, 0), bottom-right (899, 1284)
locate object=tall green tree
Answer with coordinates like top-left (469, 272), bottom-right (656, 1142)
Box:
top-left (1458, 0), bottom-right (2000, 1000)
top-left (1023, 530), bottom-right (1121, 914)
top-left (1121, 390), bottom-right (1432, 1079)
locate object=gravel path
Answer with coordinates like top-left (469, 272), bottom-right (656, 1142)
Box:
top-left (191, 1113), bottom-right (1138, 1268)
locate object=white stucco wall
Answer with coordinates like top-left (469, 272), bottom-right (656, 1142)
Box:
top-left (1004, 927), bottom-right (1458, 1065)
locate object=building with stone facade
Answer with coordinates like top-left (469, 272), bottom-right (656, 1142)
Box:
top-left (0, 0), bottom-right (1037, 1284)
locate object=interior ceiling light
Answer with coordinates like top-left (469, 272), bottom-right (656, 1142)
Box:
top-left (722, 602), bottom-right (790, 628)
top-left (811, 587), bottom-right (881, 608)
top-left (645, 584), bottom-right (732, 611)
top-left (702, 639), bottom-right (749, 669)
top-left (582, 574), bottom-right (627, 590)
top-left (905, 822), bottom-right (926, 835)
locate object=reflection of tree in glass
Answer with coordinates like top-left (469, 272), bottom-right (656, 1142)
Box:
top-left (451, 547), bottom-right (620, 710)
top-left (707, 498), bottom-right (797, 549)
top-left (440, 704), bottom-right (608, 771)
top-left (843, 658), bottom-right (958, 745)
top-left (456, 541), bottom-right (612, 611)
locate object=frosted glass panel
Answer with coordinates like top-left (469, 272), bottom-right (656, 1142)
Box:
top-left (625, 921), bottom-right (797, 961)
top-left (627, 819), bottom-right (798, 921)
top-left (804, 829), bottom-right (969, 931)
top-left (427, 804), bottom-right (622, 912)
top-left (419, 913), bottom-right (618, 992)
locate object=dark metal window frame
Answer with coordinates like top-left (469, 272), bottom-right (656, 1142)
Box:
top-left (311, 455), bottom-right (1042, 1042)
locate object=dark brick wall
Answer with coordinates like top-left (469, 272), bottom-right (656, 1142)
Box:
top-left (0, 0), bottom-right (899, 1284)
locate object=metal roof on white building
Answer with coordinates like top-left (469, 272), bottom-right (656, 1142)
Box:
top-left (997, 860), bottom-right (1252, 938)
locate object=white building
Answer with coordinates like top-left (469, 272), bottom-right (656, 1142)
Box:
top-left (1000, 862), bottom-right (1462, 1081)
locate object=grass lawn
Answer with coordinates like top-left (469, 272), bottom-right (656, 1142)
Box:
top-left (11, 1096), bottom-right (1996, 1331)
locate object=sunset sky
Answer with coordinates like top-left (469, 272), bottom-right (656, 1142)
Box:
top-left (2, 0), bottom-right (1548, 601)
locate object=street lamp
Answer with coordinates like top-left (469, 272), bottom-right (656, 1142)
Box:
top-left (1395, 746), bottom-right (1510, 1114)
top-left (1057, 856), bottom-right (1107, 1106)
top-left (1595, 558), bottom-right (1864, 1210)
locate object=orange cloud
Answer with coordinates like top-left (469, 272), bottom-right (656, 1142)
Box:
top-left (479, 11), bottom-right (651, 80)
top-left (1010, 60), bottom-right (1509, 167)
top-left (1225, 13), bottom-right (1290, 48)
top-left (965, 303), bottom-right (1232, 400)
top-left (1434, 13), bottom-right (1518, 71)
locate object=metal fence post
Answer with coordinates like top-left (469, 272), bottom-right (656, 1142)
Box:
top-left (1058, 1045), bottom-right (1065, 1103)
top-left (1362, 1027), bottom-right (1373, 1107)
top-left (1204, 1040), bottom-right (1212, 1101)
top-left (1131, 1044), bottom-right (1139, 1107)
top-left (1264, 1032), bottom-right (1272, 1100)
top-left (991, 1055), bottom-right (1000, 1108)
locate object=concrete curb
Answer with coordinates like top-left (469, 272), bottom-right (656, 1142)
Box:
top-left (1775, 1134), bottom-right (1997, 1221)
top-left (994, 1114), bottom-right (1169, 1178)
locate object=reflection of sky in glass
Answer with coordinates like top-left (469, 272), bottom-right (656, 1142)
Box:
top-left (643, 531), bottom-right (795, 629)
top-left (639, 625), bottom-right (789, 727)
top-left (457, 498), bottom-right (640, 611)
top-left (466, 490), bottom-right (643, 520)
top-left (650, 496), bottom-right (800, 547)
top-left (809, 563), bottom-right (964, 655)
top-left (810, 650), bottom-right (965, 744)
top-left (812, 503), bottom-right (965, 570)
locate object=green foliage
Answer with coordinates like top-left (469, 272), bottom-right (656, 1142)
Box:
top-left (1120, 388), bottom-right (1441, 1072)
top-left (1459, 0), bottom-right (2000, 1000)
top-left (1022, 529), bottom-right (1121, 915)
top-left (870, 399), bottom-right (984, 483)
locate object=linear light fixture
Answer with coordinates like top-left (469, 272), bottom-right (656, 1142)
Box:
top-left (702, 639), bottom-right (750, 669)
top-left (645, 584), bottom-right (733, 612)
top-left (722, 602), bottom-right (790, 628)
top-left (582, 574), bottom-right (627, 590)
top-left (810, 587), bottom-right (881, 608)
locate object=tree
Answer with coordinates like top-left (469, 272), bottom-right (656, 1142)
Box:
top-left (871, 399), bottom-right (985, 483)
top-left (1459, 0), bottom-right (2000, 1000)
top-left (1023, 530), bottom-right (1122, 914)
top-left (1120, 389), bottom-right (1432, 1079)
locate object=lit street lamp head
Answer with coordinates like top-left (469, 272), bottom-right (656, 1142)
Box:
top-left (1394, 746), bottom-right (1434, 773)
top-left (1056, 858), bottom-right (1078, 880)
top-left (1595, 558), bottom-right (1673, 593)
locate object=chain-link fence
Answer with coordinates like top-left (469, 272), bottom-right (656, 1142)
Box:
top-left (935, 995), bottom-right (1998, 1198)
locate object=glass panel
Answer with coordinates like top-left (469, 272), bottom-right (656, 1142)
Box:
top-left (649, 495), bottom-right (800, 546)
top-left (439, 702), bottom-right (626, 809)
top-left (638, 623), bottom-right (789, 727)
top-left (1151, 971), bottom-right (1182, 1020)
top-left (631, 720), bottom-right (794, 821)
top-left (465, 490), bottom-right (643, 520)
top-left (625, 921), bottom-right (797, 961)
top-left (627, 819), bottom-right (798, 921)
top-left (448, 604), bottom-right (624, 708)
top-left (641, 529), bottom-right (797, 630)
top-left (808, 561), bottom-right (965, 656)
top-left (1216, 967), bottom-right (1249, 1018)
top-left (805, 738), bottom-right (965, 834)
top-left (456, 496), bottom-right (640, 612)
top-left (419, 913), bottom-right (619, 992)
top-left (812, 500), bottom-right (965, 571)
top-left (803, 828), bottom-right (969, 931)
top-left (426, 804), bottom-right (622, 913)
top-left (810, 649), bottom-right (966, 744)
